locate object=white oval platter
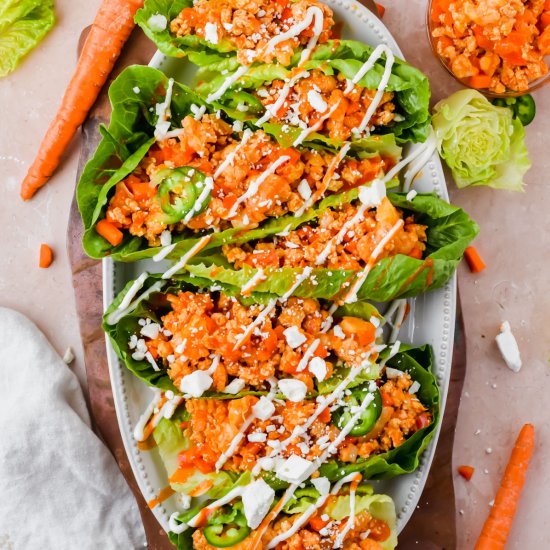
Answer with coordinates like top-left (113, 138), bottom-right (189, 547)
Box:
top-left (103, 0), bottom-right (456, 537)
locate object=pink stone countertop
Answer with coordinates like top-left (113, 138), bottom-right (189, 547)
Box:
top-left (1, 1), bottom-right (549, 548)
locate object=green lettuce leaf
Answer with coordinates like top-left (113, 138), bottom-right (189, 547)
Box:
top-left (319, 345), bottom-right (440, 481)
top-left (76, 64), bottom-right (209, 259)
top-left (184, 191), bottom-right (479, 302)
top-left (77, 64), bottom-right (402, 261)
top-left (432, 89), bottom-right (531, 190)
top-left (154, 410), bottom-right (237, 499)
top-left (103, 272), bottom-right (381, 392)
top-left (0, 0), bottom-right (55, 77)
top-left (196, 39), bottom-right (431, 145)
top-left (136, 0), bottom-right (237, 59)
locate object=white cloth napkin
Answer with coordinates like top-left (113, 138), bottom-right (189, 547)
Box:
top-left (0, 307), bottom-right (146, 550)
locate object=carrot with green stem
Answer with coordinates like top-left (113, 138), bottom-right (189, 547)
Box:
top-left (20, 0), bottom-right (144, 201)
top-left (475, 423), bottom-right (535, 550)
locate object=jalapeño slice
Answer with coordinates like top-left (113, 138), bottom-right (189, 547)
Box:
top-left (332, 385), bottom-right (382, 437)
top-left (202, 503), bottom-right (250, 548)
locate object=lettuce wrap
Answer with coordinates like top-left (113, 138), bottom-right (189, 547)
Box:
top-left (77, 65), bottom-right (403, 261)
top-left (167, 480), bottom-right (397, 549)
top-left (183, 190), bottom-right (479, 302)
top-left (194, 40), bottom-right (432, 145)
top-left (103, 272), bottom-right (383, 393)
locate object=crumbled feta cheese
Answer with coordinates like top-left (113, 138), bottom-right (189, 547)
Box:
top-left (385, 367), bottom-right (403, 379)
top-left (278, 379), bottom-right (308, 402)
top-left (408, 381), bottom-right (421, 394)
top-left (297, 178), bottom-right (312, 200)
top-left (133, 86), bottom-right (141, 94)
top-left (308, 357), bottom-right (328, 382)
top-left (62, 347), bottom-right (75, 364)
top-left (248, 432), bottom-right (267, 442)
top-left (276, 455), bottom-right (312, 483)
top-left (242, 479), bottom-right (275, 529)
top-left (140, 323), bottom-right (160, 339)
top-left (179, 371), bottom-right (213, 397)
top-left (495, 321), bottom-right (522, 372)
top-left (224, 378), bottom-right (246, 395)
top-left (359, 178), bottom-right (386, 207)
top-left (311, 476), bottom-right (330, 496)
top-left (147, 14), bottom-right (167, 32)
top-left (307, 90), bottom-right (328, 113)
top-left (204, 22), bottom-right (219, 44)
top-left (232, 120), bottom-right (243, 133)
top-left (283, 326), bottom-right (307, 349)
top-left (160, 230), bottom-right (172, 247)
top-left (253, 396), bottom-right (275, 420)
top-left (257, 457), bottom-right (275, 471)
top-left (333, 325), bottom-right (346, 339)
top-left (406, 189), bottom-right (418, 201)
top-left (222, 22), bottom-right (233, 32)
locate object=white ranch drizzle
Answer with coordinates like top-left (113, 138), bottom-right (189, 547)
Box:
top-left (215, 382), bottom-right (278, 471)
top-left (256, 71), bottom-right (310, 126)
top-left (153, 243), bottom-right (177, 262)
top-left (206, 65), bottom-right (250, 103)
top-left (292, 100), bottom-right (342, 147)
top-left (401, 129), bottom-right (437, 192)
top-left (297, 7), bottom-right (326, 65)
top-left (266, 473), bottom-right (362, 549)
top-left (333, 479), bottom-right (358, 548)
top-left (227, 155), bottom-right (291, 219)
top-left (106, 279), bottom-right (166, 325)
top-left (343, 219), bottom-right (405, 304)
top-left (233, 267), bottom-right (313, 350)
top-left (213, 128), bottom-right (254, 179)
top-left (241, 268), bottom-right (267, 295)
top-left (161, 236), bottom-right (211, 279)
top-left (154, 78), bottom-right (175, 141)
top-left (355, 47), bottom-right (395, 135)
top-left (293, 142), bottom-right (351, 218)
top-left (295, 338), bottom-right (320, 372)
top-left (206, 354), bottom-right (221, 375)
top-left (133, 389), bottom-right (162, 441)
top-left (183, 176), bottom-right (215, 224)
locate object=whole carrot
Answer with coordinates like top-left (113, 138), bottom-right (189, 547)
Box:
top-left (20, 0), bottom-right (143, 200)
top-left (475, 424), bottom-right (535, 550)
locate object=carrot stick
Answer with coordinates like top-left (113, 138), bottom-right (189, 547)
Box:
top-left (475, 424), bottom-right (535, 550)
top-left (39, 244), bottom-right (54, 268)
top-left (464, 245), bottom-right (486, 273)
top-left (96, 219), bottom-right (124, 247)
top-left (20, 0), bottom-right (144, 200)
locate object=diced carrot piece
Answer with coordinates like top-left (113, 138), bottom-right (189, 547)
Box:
top-left (540, 12), bottom-right (550, 30)
top-left (375, 3), bottom-right (385, 17)
top-left (464, 246), bottom-right (486, 273)
top-left (39, 244), bottom-right (54, 268)
top-left (409, 247), bottom-right (423, 259)
top-left (458, 465), bottom-right (475, 481)
top-left (339, 317), bottom-right (376, 346)
top-left (126, 179), bottom-right (156, 201)
top-left (469, 74), bottom-right (492, 89)
top-left (96, 219), bottom-right (124, 247)
top-left (438, 35), bottom-right (454, 51)
top-left (545, 0), bottom-right (550, 11)
top-left (473, 25), bottom-right (494, 51)
top-left (309, 515), bottom-right (330, 532)
top-left (538, 26), bottom-right (550, 54)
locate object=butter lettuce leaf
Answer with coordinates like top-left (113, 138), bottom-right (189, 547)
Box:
top-left (185, 192), bottom-right (479, 302)
top-left (0, 0), bottom-right (55, 77)
top-left (319, 345), bottom-right (440, 481)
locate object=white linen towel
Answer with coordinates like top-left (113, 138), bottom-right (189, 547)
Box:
top-left (0, 307), bottom-right (146, 550)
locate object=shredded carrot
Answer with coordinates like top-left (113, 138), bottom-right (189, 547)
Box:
top-left (39, 244), bottom-right (54, 268)
top-left (469, 74), bottom-right (492, 89)
top-left (20, 0), bottom-right (144, 200)
top-left (458, 465), bottom-right (475, 481)
top-left (375, 3), bottom-right (385, 17)
top-left (475, 424), bottom-right (535, 550)
top-left (96, 219), bottom-right (124, 247)
top-left (464, 246), bottom-right (486, 273)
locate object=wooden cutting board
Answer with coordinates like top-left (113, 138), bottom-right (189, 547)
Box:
top-left (67, 20), bottom-right (465, 550)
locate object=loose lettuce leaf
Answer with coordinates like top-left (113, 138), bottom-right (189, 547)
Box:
top-left (319, 345), bottom-right (440, 481)
top-left (0, 0), bottom-right (55, 77)
top-left (185, 191), bottom-right (479, 302)
top-left (195, 39), bottom-right (431, 144)
top-left (103, 273), bottom-right (381, 392)
top-left (432, 89), bottom-right (531, 190)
